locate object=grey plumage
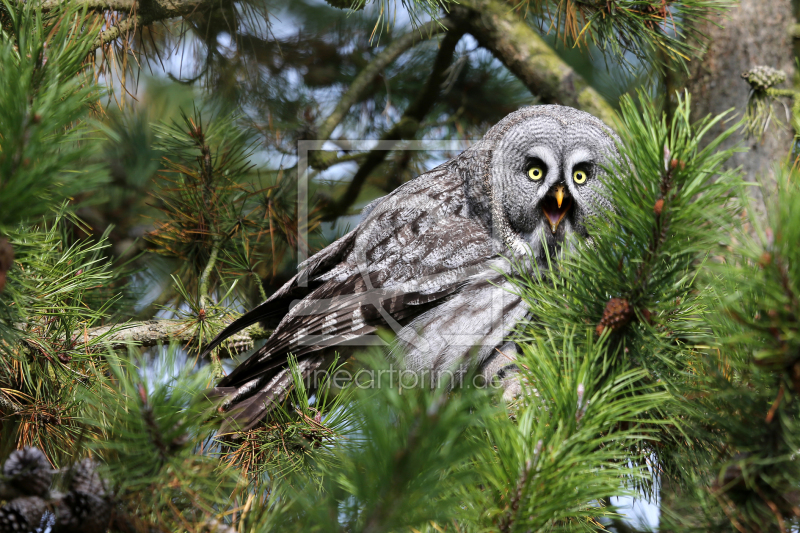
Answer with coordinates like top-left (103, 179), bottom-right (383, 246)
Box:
top-left (203, 105), bottom-right (621, 430)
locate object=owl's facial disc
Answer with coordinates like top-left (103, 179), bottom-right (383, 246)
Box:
top-left (541, 184), bottom-right (572, 233)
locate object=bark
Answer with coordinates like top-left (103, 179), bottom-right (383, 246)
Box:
top-left (82, 319), bottom-right (270, 354)
top-left (451, 0), bottom-right (616, 126)
top-left (657, 2), bottom-right (797, 527)
top-left (686, 0), bottom-right (795, 215)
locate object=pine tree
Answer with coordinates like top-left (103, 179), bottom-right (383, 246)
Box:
top-left (3, 1), bottom-right (800, 532)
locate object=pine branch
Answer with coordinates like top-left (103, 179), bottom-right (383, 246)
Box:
top-left (93, 15), bottom-right (137, 49)
top-left (81, 319), bottom-right (271, 353)
top-left (742, 66), bottom-right (800, 138)
top-left (39, 0), bottom-right (209, 15)
top-left (38, 0), bottom-right (216, 52)
top-left (322, 23), bottom-right (465, 219)
top-left (314, 18), bottom-right (453, 144)
top-left (451, 0), bottom-right (616, 125)
top-left (74, 350), bottom-right (245, 532)
top-left (309, 151), bottom-right (369, 172)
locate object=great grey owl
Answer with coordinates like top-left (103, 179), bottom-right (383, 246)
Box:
top-left (202, 105), bottom-right (621, 430)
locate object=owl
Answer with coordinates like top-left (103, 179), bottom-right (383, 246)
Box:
top-left (203, 105), bottom-right (621, 430)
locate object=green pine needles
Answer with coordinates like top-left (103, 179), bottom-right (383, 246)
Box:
top-left (0, 0), bottom-right (106, 229)
top-left (506, 0), bottom-right (730, 73)
top-left (478, 333), bottom-right (671, 531)
top-left (663, 169), bottom-right (800, 531)
top-left (344, 0), bottom-right (728, 74)
top-left (0, 0), bottom-right (125, 464)
top-left (4, 1), bottom-right (800, 532)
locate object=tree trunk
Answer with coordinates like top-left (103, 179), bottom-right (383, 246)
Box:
top-left (686, 0), bottom-right (795, 215)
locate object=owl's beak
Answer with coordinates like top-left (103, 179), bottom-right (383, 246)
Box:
top-left (555, 185), bottom-right (566, 208)
top-left (542, 184), bottom-right (572, 233)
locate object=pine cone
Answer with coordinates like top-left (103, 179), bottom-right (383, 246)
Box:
top-left (2, 448), bottom-right (52, 497)
top-left (595, 298), bottom-right (634, 336)
top-left (742, 65), bottom-right (787, 92)
top-left (54, 490), bottom-right (111, 533)
top-left (0, 496), bottom-right (47, 533)
top-left (69, 459), bottom-right (107, 497)
top-left (0, 238), bottom-right (13, 294)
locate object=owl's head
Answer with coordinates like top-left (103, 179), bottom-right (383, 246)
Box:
top-left (467, 105), bottom-right (621, 261)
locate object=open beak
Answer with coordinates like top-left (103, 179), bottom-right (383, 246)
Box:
top-left (541, 184), bottom-right (572, 234)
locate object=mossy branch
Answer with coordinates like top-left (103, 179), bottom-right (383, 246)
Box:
top-left (83, 319), bottom-right (271, 354)
top-left (94, 16), bottom-right (137, 49)
top-left (451, 0), bottom-right (616, 125)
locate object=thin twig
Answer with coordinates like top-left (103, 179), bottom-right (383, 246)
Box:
top-left (315, 19), bottom-right (452, 143)
top-left (323, 23), bottom-right (465, 219)
top-left (199, 239), bottom-right (220, 310)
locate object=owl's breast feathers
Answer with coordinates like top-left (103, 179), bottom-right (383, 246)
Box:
top-left (202, 162), bottom-right (511, 430)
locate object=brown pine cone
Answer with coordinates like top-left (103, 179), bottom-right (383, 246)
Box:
top-left (54, 490), bottom-right (112, 533)
top-left (68, 459), bottom-right (107, 497)
top-left (0, 496), bottom-right (47, 533)
top-left (654, 198), bottom-right (664, 216)
top-left (596, 298), bottom-right (634, 336)
top-left (2, 448), bottom-right (52, 497)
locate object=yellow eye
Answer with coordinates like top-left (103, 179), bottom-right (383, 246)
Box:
top-left (528, 166), bottom-right (544, 180)
top-left (573, 169), bottom-right (587, 184)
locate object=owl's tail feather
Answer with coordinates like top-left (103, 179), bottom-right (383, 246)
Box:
top-left (199, 286), bottom-right (311, 360)
top-left (211, 353), bottom-right (333, 433)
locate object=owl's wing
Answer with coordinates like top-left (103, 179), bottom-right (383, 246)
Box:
top-left (209, 166), bottom-right (496, 428)
top-left (198, 225), bottom-right (359, 359)
top-left (219, 164), bottom-right (492, 385)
